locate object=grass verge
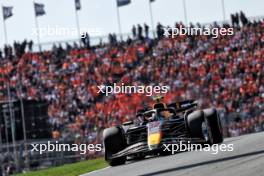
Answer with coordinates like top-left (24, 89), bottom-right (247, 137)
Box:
top-left (14, 158), bottom-right (108, 176)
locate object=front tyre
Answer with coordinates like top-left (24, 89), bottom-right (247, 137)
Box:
top-left (203, 108), bottom-right (223, 144)
top-left (103, 127), bottom-right (126, 166)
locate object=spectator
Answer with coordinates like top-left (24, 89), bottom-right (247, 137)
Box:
top-left (81, 32), bottom-right (90, 49)
top-left (137, 24), bottom-right (143, 39)
top-left (132, 25), bottom-right (137, 38)
top-left (156, 22), bottom-right (164, 38)
top-left (240, 11), bottom-right (248, 26)
top-left (144, 23), bottom-right (149, 38)
top-left (231, 13), bottom-right (240, 27)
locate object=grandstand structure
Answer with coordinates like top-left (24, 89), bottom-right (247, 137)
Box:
top-left (0, 13), bottom-right (264, 174)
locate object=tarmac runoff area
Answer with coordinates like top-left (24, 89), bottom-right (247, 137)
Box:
top-left (81, 132), bottom-right (264, 176)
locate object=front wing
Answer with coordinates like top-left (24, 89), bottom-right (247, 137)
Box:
top-left (110, 137), bottom-right (205, 159)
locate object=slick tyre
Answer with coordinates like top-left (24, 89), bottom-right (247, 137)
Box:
top-left (103, 127), bottom-right (126, 166)
top-left (186, 110), bottom-right (204, 138)
top-left (203, 108), bottom-right (223, 144)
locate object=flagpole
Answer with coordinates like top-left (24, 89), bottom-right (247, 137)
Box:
top-left (7, 80), bottom-right (20, 172)
top-left (182, 0), bottom-right (188, 26)
top-left (221, 0), bottom-right (226, 21)
top-left (148, 1), bottom-right (155, 38)
top-left (3, 20), bottom-right (8, 44)
top-left (0, 71), bottom-right (5, 174)
top-left (74, 3), bottom-right (81, 46)
top-left (18, 73), bottom-right (30, 170)
top-left (2, 6), bottom-right (8, 44)
top-left (116, 4), bottom-right (122, 40)
top-left (33, 1), bottom-right (41, 52)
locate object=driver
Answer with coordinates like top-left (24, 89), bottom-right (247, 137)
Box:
top-left (159, 110), bottom-right (173, 119)
top-left (153, 96), bottom-right (172, 119)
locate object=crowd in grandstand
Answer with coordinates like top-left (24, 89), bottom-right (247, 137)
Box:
top-left (0, 12), bottom-right (263, 145)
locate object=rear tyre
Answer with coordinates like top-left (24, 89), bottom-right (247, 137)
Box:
top-left (186, 110), bottom-right (204, 138)
top-left (103, 127), bottom-right (126, 166)
top-left (203, 108), bottom-right (223, 144)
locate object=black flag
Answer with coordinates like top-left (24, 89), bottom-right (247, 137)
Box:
top-left (2, 6), bottom-right (13, 20)
top-left (34, 3), bottom-right (46, 16)
top-left (117, 0), bottom-right (131, 7)
top-left (150, 0), bottom-right (155, 2)
top-left (75, 0), bottom-right (81, 10)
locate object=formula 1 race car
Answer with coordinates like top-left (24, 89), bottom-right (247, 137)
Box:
top-left (103, 96), bottom-right (223, 166)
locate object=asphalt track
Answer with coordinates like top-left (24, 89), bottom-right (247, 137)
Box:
top-left (81, 132), bottom-right (264, 176)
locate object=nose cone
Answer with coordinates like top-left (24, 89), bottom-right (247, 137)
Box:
top-left (148, 132), bottom-right (162, 150)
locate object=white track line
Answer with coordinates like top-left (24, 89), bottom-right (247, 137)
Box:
top-left (79, 166), bottom-right (111, 176)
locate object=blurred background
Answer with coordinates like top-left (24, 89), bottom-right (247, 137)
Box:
top-left (0, 0), bottom-right (263, 175)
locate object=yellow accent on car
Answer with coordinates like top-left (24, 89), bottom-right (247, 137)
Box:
top-left (148, 132), bottom-right (162, 146)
